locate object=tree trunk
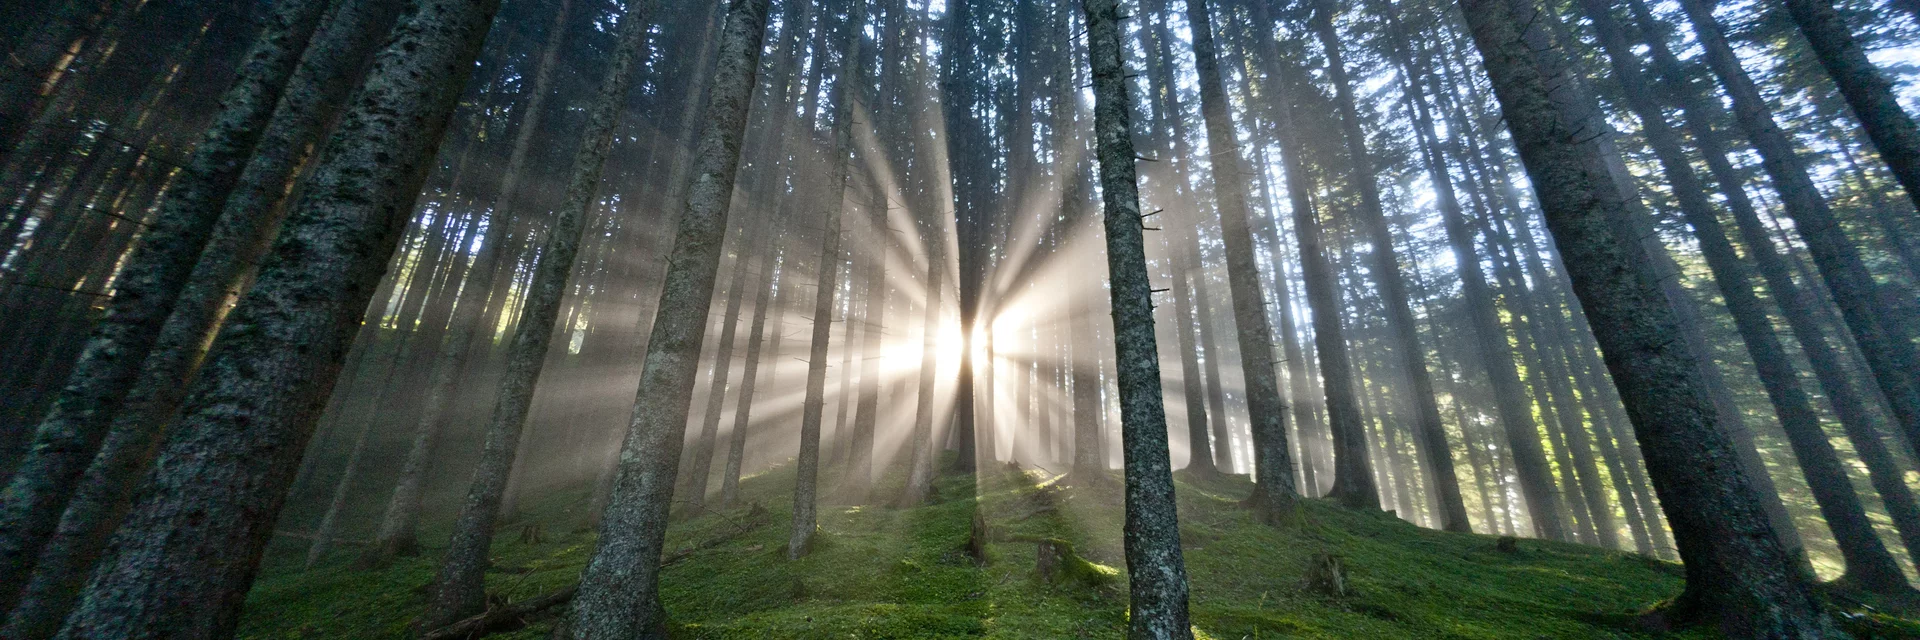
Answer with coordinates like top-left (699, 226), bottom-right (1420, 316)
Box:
top-left (1080, 0), bottom-right (1197, 637)
top-left (1183, 0), bottom-right (1296, 521)
top-left (50, 0), bottom-right (506, 634)
top-left (0, 0), bottom-right (333, 606)
top-left (563, 0), bottom-right (772, 633)
top-left (1458, 0), bottom-right (1835, 632)
top-left (417, 1), bottom-right (656, 629)
top-left (790, 0), bottom-right (865, 559)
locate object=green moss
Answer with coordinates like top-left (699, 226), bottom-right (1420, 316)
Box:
top-left (239, 459), bottom-right (1904, 639)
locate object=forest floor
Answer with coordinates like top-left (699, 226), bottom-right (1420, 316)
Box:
top-left (240, 456), bottom-right (1920, 639)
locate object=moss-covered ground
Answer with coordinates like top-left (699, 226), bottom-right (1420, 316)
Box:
top-left (239, 457), bottom-right (1920, 639)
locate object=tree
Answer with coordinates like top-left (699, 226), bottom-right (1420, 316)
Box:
top-left (1778, 0), bottom-right (1920, 214)
top-left (791, 0), bottom-right (867, 559)
top-left (1183, 0), bottom-right (1297, 521)
top-left (49, 0), bottom-right (508, 634)
top-left (0, 0), bottom-right (334, 608)
top-left (1458, 0), bottom-right (1835, 632)
top-left (1081, 0), bottom-right (1196, 636)
top-left (563, 0), bottom-right (774, 633)
top-left (417, 0), bottom-right (658, 629)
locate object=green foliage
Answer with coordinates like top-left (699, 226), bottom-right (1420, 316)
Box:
top-left (238, 459), bottom-right (1897, 639)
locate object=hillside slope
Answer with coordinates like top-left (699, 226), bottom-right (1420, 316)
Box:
top-left (239, 459), bottom-right (1915, 639)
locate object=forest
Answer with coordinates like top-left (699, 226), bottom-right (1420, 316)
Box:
top-left (2, 0), bottom-right (1920, 636)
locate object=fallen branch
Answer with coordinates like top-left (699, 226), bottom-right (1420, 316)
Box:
top-left (272, 529), bottom-right (370, 546)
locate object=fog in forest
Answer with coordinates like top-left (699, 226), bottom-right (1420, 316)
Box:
top-left (3, 0), bottom-right (1920, 636)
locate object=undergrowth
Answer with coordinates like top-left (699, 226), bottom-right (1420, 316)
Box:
top-left (238, 456), bottom-right (1917, 639)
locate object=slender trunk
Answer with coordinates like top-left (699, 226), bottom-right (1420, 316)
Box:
top-left (1184, 0), bottom-right (1295, 520)
top-left (790, 0), bottom-right (866, 558)
top-left (565, 0), bottom-right (772, 632)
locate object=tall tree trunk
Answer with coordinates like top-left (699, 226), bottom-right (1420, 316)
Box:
top-left (1309, 0), bottom-right (1469, 532)
top-left (1578, 0), bottom-right (1909, 590)
top-left (417, 1), bottom-right (655, 629)
top-left (564, 0), bottom-right (772, 633)
top-left (1081, 1), bottom-right (1196, 637)
top-left (1183, 0), bottom-right (1296, 521)
top-left (1780, 0), bottom-right (1920, 214)
top-left (0, 0), bottom-right (333, 605)
top-left (50, 0), bottom-right (505, 634)
top-left (790, 0), bottom-right (866, 559)
top-left (1458, 0), bottom-right (1835, 632)
top-left (1672, 0), bottom-right (1920, 473)
top-left (1266, 57), bottom-right (1374, 515)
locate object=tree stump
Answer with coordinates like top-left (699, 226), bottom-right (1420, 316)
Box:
top-left (1036, 539), bottom-right (1071, 582)
top-left (1304, 552), bottom-right (1349, 597)
top-left (965, 510), bottom-right (990, 566)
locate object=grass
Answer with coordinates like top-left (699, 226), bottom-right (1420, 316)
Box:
top-left (238, 456), bottom-right (1918, 639)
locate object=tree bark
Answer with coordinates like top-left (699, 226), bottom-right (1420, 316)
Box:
top-left (50, 0), bottom-right (506, 634)
top-left (563, 0), bottom-right (772, 633)
top-left (0, 0), bottom-right (333, 608)
top-left (1081, 0), bottom-right (1196, 636)
top-left (1458, 0), bottom-right (1835, 632)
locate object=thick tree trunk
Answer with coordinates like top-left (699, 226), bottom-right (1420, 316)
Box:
top-left (0, 0), bottom-right (333, 607)
top-left (1080, 1), bottom-right (1196, 637)
top-left (0, 1), bottom-right (400, 631)
top-left (1183, 0), bottom-right (1296, 521)
top-left (49, 0), bottom-right (505, 634)
top-left (563, 0), bottom-right (772, 633)
top-left (1458, 0), bottom-right (1835, 632)
top-left (417, 2), bottom-right (656, 630)
top-left (1579, 0), bottom-right (1909, 591)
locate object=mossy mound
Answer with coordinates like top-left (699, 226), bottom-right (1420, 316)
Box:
top-left (238, 457), bottom-right (1915, 639)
